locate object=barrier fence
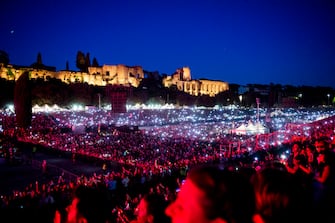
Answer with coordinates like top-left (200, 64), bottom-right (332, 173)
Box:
top-left (227, 115), bottom-right (335, 152)
top-left (31, 159), bottom-right (79, 183)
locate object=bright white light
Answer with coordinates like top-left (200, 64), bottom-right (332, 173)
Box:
top-left (72, 104), bottom-right (84, 111)
top-left (7, 104), bottom-right (14, 112)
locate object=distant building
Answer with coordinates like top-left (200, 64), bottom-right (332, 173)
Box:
top-left (0, 64), bottom-right (229, 97)
top-left (162, 67), bottom-right (229, 97)
top-left (0, 64), bottom-right (144, 87)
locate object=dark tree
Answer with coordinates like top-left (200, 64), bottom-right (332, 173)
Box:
top-left (0, 78), bottom-right (14, 107)
top-left (68, 82), bottom-right (93, 105)
top-left (196, 95), bottom-right (215, 107)
top-left (31, 77), bottom-right (70, 106)
top-left (85, 53), bottom-right (91, 70)
top-left (92, 57), bottom-right (99, 67)
top-left (30, 52), bottom-right (46, 69)
top-left (175, 91), bottom-right (196, 106)
top-left (37, 52), bottom-right (42, 65)
top-left (76, 51), bottom-right (86, 72)
top-left (14, 71), bottom-right (32, 128)
top-left (0, 50), bottom-right (10, 66)
top-left (66, 61), bottom-right (69, 70)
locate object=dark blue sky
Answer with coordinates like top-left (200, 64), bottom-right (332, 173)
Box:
top-left (1, 0), bottom-right (335, 88)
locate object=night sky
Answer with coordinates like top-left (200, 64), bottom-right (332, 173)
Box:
top-left (1, 0), bottom-right (335, 88)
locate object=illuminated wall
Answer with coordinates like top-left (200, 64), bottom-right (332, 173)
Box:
top-left (0, 64), bottom-right (229, 97)
top-left (0, 64), bottom-right (144, 87)
top-left (163, 67), bottom-right (229, 97)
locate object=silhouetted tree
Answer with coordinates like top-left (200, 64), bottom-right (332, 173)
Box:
top-left (14, 71), bottom-right (32, 128)
top-left (268, 83), bottom-right (282, 107)
top-left (37, 52), bottom-right (42, 65)
top-left (196, 95), bottom-right (215, 107)
top-left (92, 57), bottom-right (99, 67)
top-left (31, 77), bottom-right (70, 106)
top-left (68, 82), bottom-right (93, 105)
top-left (176, 91), bottom-right (196, 106)
top-left (30, 52), bottom-right (46, 69)
top-left (0, 50), bottom-right (9, 66)
top-left (66, 61), bottom-right (69, 70)
top-left (85, 53), bottom-right (91, 71)
top-left (76, 51), bottom-right (86, 72)
top-left (0, 78), bottom-right (14, 107)
top-left (215, 84), bottom-right (239, 106)
top-left (215, 91), bottom-right (231, 106)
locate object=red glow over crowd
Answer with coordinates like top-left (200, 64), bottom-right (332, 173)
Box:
top-left (0, 106), bottom-right (335, 223)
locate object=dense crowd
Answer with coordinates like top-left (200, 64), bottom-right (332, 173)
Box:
top-left (0, 107), bottom-right (335, 223)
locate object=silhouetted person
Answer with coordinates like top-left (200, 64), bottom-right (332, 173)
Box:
top-left (165, 164), bottom-right (255, 223)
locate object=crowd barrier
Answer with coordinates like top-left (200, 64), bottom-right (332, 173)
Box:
top-left (31, 158), bottom-right (79, 183)
top-left (227, 115), bottom-right (335, 151)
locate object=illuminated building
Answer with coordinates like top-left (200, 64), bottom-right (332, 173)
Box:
top-left (163, 67), bottom-right (229, 97)
top-left (0, 64), bottom-right (229, 97)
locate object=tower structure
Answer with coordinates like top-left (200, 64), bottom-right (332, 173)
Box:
top-left (106, 84), bottom-right (131, 113)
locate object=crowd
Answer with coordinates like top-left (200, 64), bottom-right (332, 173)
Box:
top-left (0, 107), bottom-right (335, 223)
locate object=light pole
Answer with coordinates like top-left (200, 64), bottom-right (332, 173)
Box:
top-left (239, 95), bottom-right (243, 105)
top-left (327, 94), bottom-right (330, 106)
top-left (98, 93), bottom-right (101, 109)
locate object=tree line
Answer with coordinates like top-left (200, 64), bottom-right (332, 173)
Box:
top-left (0, 50), bottom-right (99, 72)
